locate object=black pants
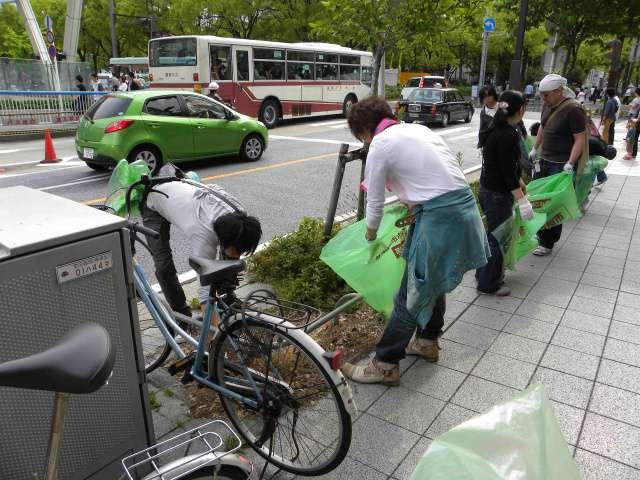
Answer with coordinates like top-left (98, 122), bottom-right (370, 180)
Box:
top-left (607, 121), bottom-right (615, 146)
top-left (141, 203), bottom-right (192, 317)
top-left (476, 189), bottom-right (513, 293)
top-left (534, 160), bottom-right (566, 249)
top-left (631, 128), bottom-right (640, 157)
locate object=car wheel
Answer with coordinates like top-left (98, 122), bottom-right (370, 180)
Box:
top-left (342, 95), bottom-right (357, 117)
top-left (464, 111), bottom-right (472, 123)
top-left (440, 113), bottom-right (449, 128)
top-left (85, 161), bottom-right (109, 171)
top-left (129, 145), bottom-right (162, 174)
top-left (259, 99), bottom-right (280, 129)
top-left (239, 134), bottom-right (264, 162)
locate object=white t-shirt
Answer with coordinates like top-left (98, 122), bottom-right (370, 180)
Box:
top-left (363, 123), bottom-right (468, 230)
top-left (483, 105), bottom-right (497, 117)
top-left (629, 97), bottom-right (640, 116)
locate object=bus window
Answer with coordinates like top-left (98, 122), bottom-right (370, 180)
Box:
top-left (236, 50), bottom-right (249, 81)
top-left (254, 48), bottom-right (285, 61)
top-left (316, 64), bottom-right (338, 80)
top-left (339, 55), bottom-right (360, 65)
top-left (287, 51), bottom-right (314, 62)
top-left (254, 61), bottom-right (285, 80)
top-left (361, 66), bottom-right (373, 85)
top-left (340, 65), bottom-right (360, 81)
top-left (210, 45), bottom-right (231, 80)
top-left (287, 62), bottom-right (314, 80)
top-left (316, 53), bottom-right (338, 63)
top-left (149, 38), bottom-right (196, 67)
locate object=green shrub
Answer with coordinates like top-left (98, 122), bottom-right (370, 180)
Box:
top-left (248, 218), bottom-right (350, 309)
top-left (385, 84), bottom-right (403, 99)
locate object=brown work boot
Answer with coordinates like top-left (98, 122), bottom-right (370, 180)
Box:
top-left (406, 336), bottom-right (441, 362)
top-left (342, 356), bottom-right (400, 386)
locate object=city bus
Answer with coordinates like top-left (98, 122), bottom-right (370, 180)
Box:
top-left (148, 35), bottom-right (374, 128)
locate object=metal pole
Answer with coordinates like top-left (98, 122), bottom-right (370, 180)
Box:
top-left (108, 0), bottom-right (119, 59)
top-left (479, 31), bottom-right (489, 87)
top-left (508, 0), bottom-right (528, 91)
top-left (356, 152), bottom-right (367, 221)
top-left (323, 144), bottom-right (349, 240)
top-left (45, 392), bottom-right (70, 480)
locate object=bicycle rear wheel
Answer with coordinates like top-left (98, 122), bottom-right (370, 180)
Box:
top-left (210, 319), bottom-right (351, 476)
top-left (139, 314), bottom-right (171, 373)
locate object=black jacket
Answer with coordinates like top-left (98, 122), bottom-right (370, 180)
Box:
top-left (480, 124), bottom-right (522, 193)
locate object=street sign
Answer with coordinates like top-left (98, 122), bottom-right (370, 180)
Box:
top-left (484, 17), bottom-right (496, 32)
top-left (45, 30), bottom-right (55, 44)
top-left (44, 15), bottom-right (53, 31)
top-left (48, 44), bottom-right (57, 59)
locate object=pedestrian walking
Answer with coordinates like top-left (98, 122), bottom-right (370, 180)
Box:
top-left (476, 91), bottom-right (533, 297)
top-left (624, 87), bottom-right (640, 160)
top-left (600, 88), bottom-right (618, 146)
top-left (341, 96), bottom-right (489, 385)
top-left (524, 83), bottom-right (534, 99)
top-left (528, 74), bottom-right (587, 256)
top-left (118, 75), bottom-right (129, 91)
top-left (73, 75), bottom-right (88, 114)
top-left (624, 85), bottom-right (634, 105)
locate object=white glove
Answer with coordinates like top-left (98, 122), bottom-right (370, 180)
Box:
top-left (518, 197), bottom-right (535, 220)
top-left (528, 147), bottom-right (537, 164)
top-left (563, 162), bottom-right (574, 174)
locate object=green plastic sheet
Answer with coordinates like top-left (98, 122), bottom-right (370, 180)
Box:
top-left (105, 159), bottom-right (150, 217)
top-left (410, 384), bottom-right (581, 480)
top-left (526, 172), bottom-right (581, 229)
top-left (575, 155), bottom-right (608, 206)
top-left (320, 205), bottom-right (408, 319)
top-left (493, 209), bottom-right (548, 271)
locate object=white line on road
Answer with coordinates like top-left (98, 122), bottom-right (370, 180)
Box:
top-left (447, 131), bottom-right (478, 140)
top-left (309, 119), bottom-right (350, 127)
top-left (270, 135), bottom-right (361, 147)
top-left (438, 126), bottom-right (472, 136)
top-left (0, 149), bottom-right (23, 155)
top-left (39, 173), bottom-right (110, 191)
top-left (328, 123), bottom-right (348, 129)
top-left (0, 164), bottom-right (86, 179)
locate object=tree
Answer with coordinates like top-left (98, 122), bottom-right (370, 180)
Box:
top-left (0, 5), bottom-right (32, 58)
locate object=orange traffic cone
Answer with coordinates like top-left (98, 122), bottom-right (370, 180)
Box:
top-left (41, 129), bottom-right (61, 164)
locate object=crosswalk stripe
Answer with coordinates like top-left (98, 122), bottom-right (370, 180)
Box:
top-left (310, 119), bottom-right (349, 127)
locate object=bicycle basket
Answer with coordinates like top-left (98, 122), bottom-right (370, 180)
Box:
top-left (121, 420), bottom-right (243, 480)
top-left (233, 293), bottom-right (322, 331)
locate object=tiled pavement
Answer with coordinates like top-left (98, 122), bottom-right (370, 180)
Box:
top-left (149, 163), bottom-right (640, 479)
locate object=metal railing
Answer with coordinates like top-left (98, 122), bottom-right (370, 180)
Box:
top-left (0, 90), bottom-right (108, 136)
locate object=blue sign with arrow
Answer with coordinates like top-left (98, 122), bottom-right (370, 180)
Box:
top-left (484, 17), bottom-right (496, 32)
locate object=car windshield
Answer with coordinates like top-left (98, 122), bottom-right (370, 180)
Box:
top-left (407, 78), bottom-right (421, 87)
top-left (86, 96), bottom-right (132, 120)
top-left (408, 89), bottom-right (443, 102)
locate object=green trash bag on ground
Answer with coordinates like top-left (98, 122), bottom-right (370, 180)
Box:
top-left (492, 209), bottom-right (548, 270)
top-left (320, 205), bottom-right (409, 319)
top-left (410, 384), bottom-right (581, 480)
top-left (575, 155), bottom-right (608, 206)
top-left (526, 172), bottom-right (581, 229)
top-left (105, 159), bottom-right (150, 217)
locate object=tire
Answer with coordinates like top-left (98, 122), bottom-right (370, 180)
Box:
top-left (129, 145), bottom-right (162, 174)
top-left (464, 110), bottom-right (472, 123)
top-left (259, 99), bottom-right (280, 129)
top-left (440, 112), bottom-right (449, 128)
top-left (139, 312), bottom-right (171, 374)
top-left (239, 134), bottom-right (264, 162)
top-left (342, 95), bottom-right (357, 117)
top-left (179, 465), bottom-right (250, 479)
top-left (210, 319), bottom-right (351, 476)
top-left (85, 161), bottom-right (109, 171)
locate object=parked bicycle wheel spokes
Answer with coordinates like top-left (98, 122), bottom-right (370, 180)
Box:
top-left (211, 319), bottom-right (351, 475)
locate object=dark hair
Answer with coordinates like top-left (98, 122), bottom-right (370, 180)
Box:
top-left (213, 211), bottom-right (262, 255)
top-left (493, 90), bottom-right (526, 127)
top-left (606, 87), bottom-right (615, 97)
top-left (75, 75), bottom-right (83, 82)
top-left (635, 87), bottom-right (640, 96)
top-left (346, 95), bottom-right (394, 139)
top-left (479, 85), bottom-right (498, 103)
top-left (91, 72), bottom-right (98, 79)
top-left (530, 121), bottom-right (541, 137)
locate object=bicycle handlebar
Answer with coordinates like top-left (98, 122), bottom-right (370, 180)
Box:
top-left (131, 223), bottom-right (160, 239)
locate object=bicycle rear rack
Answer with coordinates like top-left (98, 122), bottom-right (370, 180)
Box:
top-left (121, 420), bottom-right (242, 480)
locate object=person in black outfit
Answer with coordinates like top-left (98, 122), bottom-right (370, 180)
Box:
top-left (476, 91), bottom-right (534, 296)
top-left (478, 85), bottom-right (499, 147)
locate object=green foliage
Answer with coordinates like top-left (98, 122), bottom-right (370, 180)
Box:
top-left (248, 217), bottom-right (349, 309)
top-left (385, 84), bottom-right (402, 99)
top-left (148, 391), bottom-right (161, 411)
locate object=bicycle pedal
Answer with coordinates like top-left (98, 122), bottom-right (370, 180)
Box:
top-left (180, 370), bottom-right (194, 385)
top-left (167, 354), bottom-right (195, 376)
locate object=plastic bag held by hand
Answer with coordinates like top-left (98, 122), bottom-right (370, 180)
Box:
top-left (526, 172), bottom-right (581, 228)
top-left (410, 384), bottom-right (581, 480)
top-left (105, 159), bottom-right (151, 216)
top-left (320, 205), bottom-right (409, 319)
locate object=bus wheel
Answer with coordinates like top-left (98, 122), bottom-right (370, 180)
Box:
top-left (259, 99), bottom-right (280, 129)
top-left (342, 94), bottom-right (357, 117)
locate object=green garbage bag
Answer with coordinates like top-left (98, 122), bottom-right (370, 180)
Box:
top-left (320, 205), bottom-right (408, 319)
top-left (526, 172), bottom-right (581, 229)
top-left (410, 384), bottom-right (581, 480)
top-left (105, 159), bottom-right (150, 217)
top-left (575, 155), bottom-right (608, 206)
top-left (492, 209), bottom-right (548, 271)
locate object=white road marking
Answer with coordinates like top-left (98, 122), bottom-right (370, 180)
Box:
top-left (438, 126), bottom-right (472, 136)
top-left (310, 119), bottom-right (350, 127)
top-left (0, 164), bottom-right (86, 179)
top-left (446, 131), bottom-right (479, 140)
top-left (328, 123), bottom-right (348, 129)
top-left (39, 173), bottom-right (110, 191)
top-left (270, 135), bottom-right (361, 147)
top-left (0, 149), bottom-right (22, 155)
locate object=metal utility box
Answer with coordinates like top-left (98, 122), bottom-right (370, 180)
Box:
top-left (0, 186), bottom-right (155, 479)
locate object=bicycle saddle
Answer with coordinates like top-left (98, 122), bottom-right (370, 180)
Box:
top-left (189, 256), bottom-right (245, 286)
top-left (0, 323), bottom-right (115, 394)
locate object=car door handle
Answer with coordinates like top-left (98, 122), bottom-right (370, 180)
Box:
top-left (149, 122), bottom-right (160, 128)
top-left (196, 123), bottom-right (206, 129)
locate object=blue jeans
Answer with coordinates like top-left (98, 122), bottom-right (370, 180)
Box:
top-left (476, 189), bottom-right (513, 293)
top-left (376, 268), bottom-right (445, 364)
top-left (534, 160), bottom-right (566, 249)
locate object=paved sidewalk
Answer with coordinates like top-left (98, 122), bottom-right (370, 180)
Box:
top-left (147, 158), bottom-right (640, 479)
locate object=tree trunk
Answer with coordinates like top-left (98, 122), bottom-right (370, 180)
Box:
top-left (371, 43), bottom-right (385, 96)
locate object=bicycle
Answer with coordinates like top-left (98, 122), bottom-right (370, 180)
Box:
top-left (0, 322), bottom-right (253, 480)
top-left (112, 174), bottom-right (356, 476)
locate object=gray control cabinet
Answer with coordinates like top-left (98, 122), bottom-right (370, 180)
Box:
top-left (0, 186), bottom-right (155, 479)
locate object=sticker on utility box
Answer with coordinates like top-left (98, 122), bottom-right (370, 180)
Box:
top-left (56, 252), bottom-right (113, 284)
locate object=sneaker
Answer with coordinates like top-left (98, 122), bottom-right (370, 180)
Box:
top-left (478, 285), bottom-right (511, 296)
top-left (406, 336), bottom-right (441, 362)
top-left (594, 178), bottom-right (607, 187)
top-left (342, 357), bottom-right (400, 386)
top-left (533, 246), bottom-right (552, 256)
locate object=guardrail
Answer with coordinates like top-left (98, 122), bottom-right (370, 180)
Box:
top-left (0, 90), bottom-right (109, 136)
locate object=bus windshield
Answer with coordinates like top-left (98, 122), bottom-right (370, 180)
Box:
top-left (149, 38), bottom-right (197, 67)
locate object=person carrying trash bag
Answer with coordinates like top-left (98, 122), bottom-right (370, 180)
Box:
top-left (475, 90), bottom-right (534, 297)
top-left (527, 74), bottom-right (588, 256)
top-left (342, 96), bottom-right (489, 386)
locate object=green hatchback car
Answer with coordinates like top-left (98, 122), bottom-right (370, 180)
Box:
top-left (75, 90), bottom-right (268, 172)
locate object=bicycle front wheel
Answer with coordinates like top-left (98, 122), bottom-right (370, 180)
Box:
top-left (139, 314), bottom-right (171, 373)
top-left (210, 319), bottom-right (351, 476)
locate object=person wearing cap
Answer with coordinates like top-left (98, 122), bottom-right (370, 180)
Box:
top-left (527, 74), bottom-right (587, 256)
top-left (206, 81), bottom-right (224, 103)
